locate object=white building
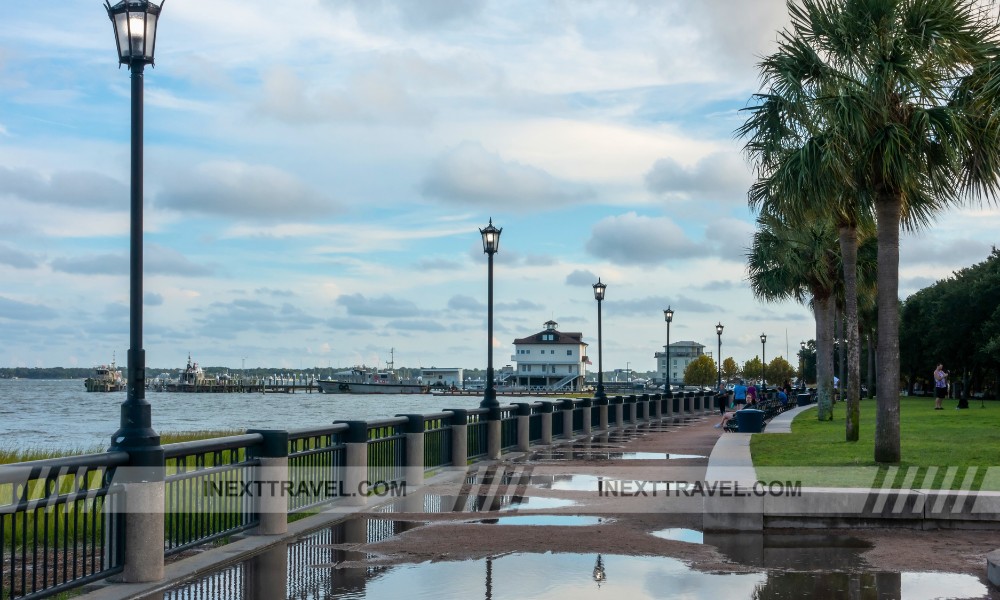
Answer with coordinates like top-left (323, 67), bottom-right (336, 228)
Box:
top-left (512, 320), bottom-right (589, 391)
top-left (420, 367), bottom-right (463, 389)
top-left (653, 341), bottom-right (705, 385)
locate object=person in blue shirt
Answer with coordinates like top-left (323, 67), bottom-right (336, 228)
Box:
top-left (777, 388), bottom-right (788, 405)
top-left (733, 380), bottom-right (748, 409)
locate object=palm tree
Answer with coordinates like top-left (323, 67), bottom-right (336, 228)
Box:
top-left (748, 210), bottom-right (841, 420)
top-left (741, 0), bottom-right (1000, 462)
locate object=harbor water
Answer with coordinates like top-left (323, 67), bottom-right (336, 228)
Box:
top-left (0, 378), bottom-right (499, 452)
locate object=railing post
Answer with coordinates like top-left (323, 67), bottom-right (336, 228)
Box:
top-left (692, 392), bottom-right (702, 413)
top-left (247, 429), bottom-right (289, 535)
top-left (652, 393), bottom-right (662, 420)
top-left (579, 397), bottom-right (592, 435)
top-left (684, 391), bottom-right (693, 416)
top-left (449, 409), bottom-right (469, 466)
top-left (397, 415), bottom-right (425, 488)
top-left (639, 394), bottom-right (649, 422)
top-left (560, 399), bottom-right (574, 439)
top-left (487, 406), bottom-right (501, 460)
top-left (514, 403), bottom-right (531, 452)
top-left (613, 395), bottom-right (624, 428)
top-left (625, 395), bottom-right (638, 425)
top-left (594, 396), bottom-right (609, 430)
top-left (120, 449), bottom-right (165, 583)
top-left (539, 401), bottom-right (554, 445)
top-left (340, 421), bottom-right (369, 506)
top-left (247, 540), bottom-right (288, 600)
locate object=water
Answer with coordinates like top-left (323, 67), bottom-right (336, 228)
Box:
top-left (0, 379), bottom-right (498, 451)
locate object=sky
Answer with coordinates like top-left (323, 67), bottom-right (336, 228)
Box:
top-left (1, 1), bottom-right (997, 374)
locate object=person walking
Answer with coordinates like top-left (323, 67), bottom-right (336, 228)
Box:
top-left (732, 379), bottom-right (747, 410)
top-left (934, 364), bottom-right (948, 410)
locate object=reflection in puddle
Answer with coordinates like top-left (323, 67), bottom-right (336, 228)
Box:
top-left (531, 451), bottom-right (706, 461)
top-left (651, 528), bottom-right (704, 544)
top-left (465, 515), bottom-right (607, 526)
top-left (500, 497), bottom-right (578, 511)
top-left (146, 548), bottom-right (989, 600)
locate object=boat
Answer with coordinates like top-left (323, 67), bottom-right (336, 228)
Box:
top-left (317, 367), bottom-right (428, 394)
top-left (84, 358), bottom-right (126, 392)
top-left (317, 349), bottom-right (428, 394)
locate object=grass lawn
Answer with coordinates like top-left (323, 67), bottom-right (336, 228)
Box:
top-left (751, 397), bottom-right (1000, 490)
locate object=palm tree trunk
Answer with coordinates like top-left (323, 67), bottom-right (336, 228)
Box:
top-left (815, 294), bottom-right (835, 421)
top-left (866, 333), bottom-right (875, 399)
top-left (875, 196), bottom-right (901, 463)
top-left (839, 225), bottom-right (861, 441)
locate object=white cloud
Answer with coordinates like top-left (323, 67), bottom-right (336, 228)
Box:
top-left (421, 141), bottom-right (593, 209)
top-left (585, 212), bottom-right (702, 265)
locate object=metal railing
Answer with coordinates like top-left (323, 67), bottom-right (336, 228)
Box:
top-left (0, 452), bottom-right (128, 600)
top-left (421, 413), bottom-right (453, 470)
top-left (499, 407), bottom-right (518, 451)
top-left (287, 425), bottom-right (347, 514)
top-left (163, 434), bottom-right (262, 556)
top-left (466, 409), bottom-right (489, 459)
top-left (366, 419), bottom-right (406, 485)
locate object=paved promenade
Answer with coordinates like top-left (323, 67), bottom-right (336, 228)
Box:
top-left (77, 409), bottom-right (1000, 599)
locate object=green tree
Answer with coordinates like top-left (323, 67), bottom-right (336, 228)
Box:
top-left (683, 355), bottom-right (718, 387)
top-left (742, 356), bottom-right (765, 385)
top-left (741, 0), bottom-right (1000, 462)
top-left (721, 357), bottom-right (740, 383)
top-left (767, 356), bottom-right (796, 388)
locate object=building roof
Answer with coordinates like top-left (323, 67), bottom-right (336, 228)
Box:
top-left (668, 340), bottom-right (705, 348)
top-left (513, 329), bottom-right (588, 346)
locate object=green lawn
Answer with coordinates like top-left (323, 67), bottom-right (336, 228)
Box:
top-left (751, 397), bottom-right (1000, 490)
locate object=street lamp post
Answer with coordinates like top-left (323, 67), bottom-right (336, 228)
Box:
top-left (593, 279), bottom-right (607, 401)
top-left (716, 322), bottom-right (724, 390)
top-left (106, 0), bottom-right (164, 465)
top-left (480, 219), bottom-right (501, 410)
top-left (663, 307), bottom-right (673, 391)
top-left (799, 340), bottom-right (806, 390)
top-left (760, 333), bottom-right (767, 394)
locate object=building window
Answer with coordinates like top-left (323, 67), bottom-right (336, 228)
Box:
top-left (567, 350), bottom-right (572, 356)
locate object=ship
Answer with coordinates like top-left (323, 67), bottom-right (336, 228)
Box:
top-left (84, 358), bottom-right (126, 392)
top-left (316, 349), bottom-right (428, 394)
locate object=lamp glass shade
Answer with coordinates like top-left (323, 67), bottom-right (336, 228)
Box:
top-left (479, 219), bottom-right (501, 254)
top-left (664, 307), bottom-right (673, 323)
top-left (107, 0), bottom-right (162, 65)
top-left (716, 322), bottom-right (724, 335)
top-left (593, 279), bottom-right (606, 301)
top-left (760, 333), bottom-right (767, 344)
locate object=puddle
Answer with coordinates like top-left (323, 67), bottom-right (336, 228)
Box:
top-left (500, 497), bottom-right (578, 511)
top-left (706, 533), bottom-right (875, 571)
top-left (464, 515), bottom-right (607, 526)
top-left (530, 451), bottom-right (706, 461)
top-left (146, 550), bottom-right (990, 600)
top-left (651, 528), bottom-right (704, 544)
top-left (529, 474), bottom-right (604, 491)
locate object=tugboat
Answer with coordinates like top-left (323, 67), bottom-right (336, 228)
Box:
top-left (84, 357), bottom-right (126, 392)
top-left (316, 348), bottom-right (428, 394)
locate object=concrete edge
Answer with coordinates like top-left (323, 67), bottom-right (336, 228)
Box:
top-left (762, 404), bottom-right (815, 434)
top-left (988, 549), bottom-right (1000, 590)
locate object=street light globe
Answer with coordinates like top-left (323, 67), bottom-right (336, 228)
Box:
top-left (760, 333), bottom-right (767, 344)
top-left (593, 279), bottom-right (607, 301)
top-left (106, 0), bottom-right (163, 67)
top-left (479, 218), bottom-right (501, 255)
top-left (664, 306), bottom-right (673, 323)
top-left (716, 322), bottom-right (724, 336)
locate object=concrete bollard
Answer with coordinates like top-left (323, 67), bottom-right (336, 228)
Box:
top-left (595, 397), bottom-right (609, 430)
top-left (341, 421), bottom-right (369, 507)
top-left (514, 403), bottom-right (532, 452)
top-left (448, 409), bottom-right (469, 467)
top-left (561, 399), bottom-right (575, 439)
top-left (613, 396), bottom-right (624, 428)
top-left (652, 393), bottom-right (662, 420)
top-left (396, 415), bottom-right (426, 488)
top-left (580, 397), bottom-right (592, 435)
top-left (247, 541), bottom-right (288, 600)
top-left (487, 417), bottom-right (501, 460)
top-left (121, 480), bottom-right (165, 582)
top-left (663, 391), bottom-right (673, 419)
top-left (539, 401), bottom-right (555, 445)
top-left (248, 429), bottom-right (289, 536)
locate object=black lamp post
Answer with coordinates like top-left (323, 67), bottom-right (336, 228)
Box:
top-left (479, 219), bottom-right (501, 409)
top-left (663, 306), bottom-right (673, 391)
top-left (106, 0), bottom-right (164, 465)
top-left (593, 279), bottom-right (607, 401)
top-left (760, 333), bottom-right (767, 393)
top-left (799, 340), bottom-right (806, 389)
top-left (715, 322), bottom-right (724, 390)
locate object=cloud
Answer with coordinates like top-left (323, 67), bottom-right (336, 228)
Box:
top-left (496, 299), bottom-right (545, 312)
top-left (49, 245), bottom-right (214, 277)
top-left (197, 299), bottom-right (321, 333)
top-left (327, 317), bottom-right (376, 331)
top-left (901, 238), bottom-right (993, 268)
top-left (448, 295), bottom-right (483, 313)
top-left (705, 218), bottom-right (755, 263)
top-left (387, 319), bottom-right (447, 332)
top-left (414, 257), bottom-right (463, 271)
top-left (697, 280), bottom-right (738, 291)
top-left (645, 152), bottom-right (749, 200)
top-left (585, 212), bottom-right (701, 265)
top-left (421, 141), bottom-right (594, 209)
top-left (341, 0), bottom-right (487, 29)
top-left (156, 161), bottom-right (340, 220)
top-left (0, 296), bottom-right (57, 321)
top-left (0, 166), bottom-right (128, 210)
top-left (337, 293), bottom-right (423, 317)
top-left (144, 292), bottom-right (164, 306)
top-left (0, 244), bottom-right (38, 269)
top-left (610, 295), bottom-right (723, 316)
top-left (256, 288), bottom-right (297, 297)
top-left (566, 269), bottom-right (598, 286)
